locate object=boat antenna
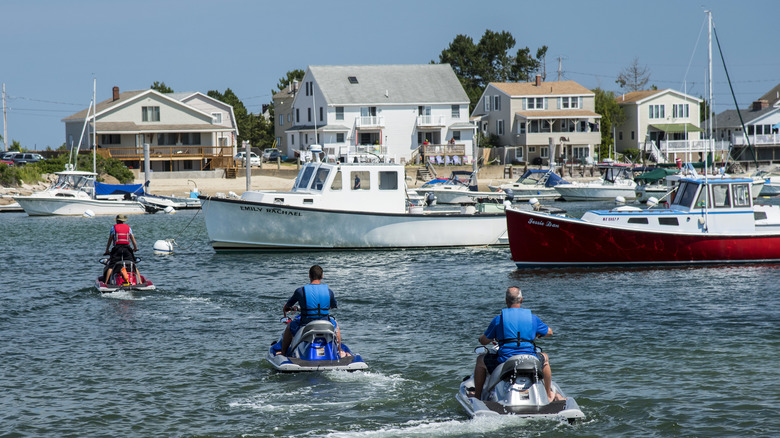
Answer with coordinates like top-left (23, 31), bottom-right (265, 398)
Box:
top-left (92, 78), bottom-right (97, 175)
top-left (712, 15), bottom-right (758, 168)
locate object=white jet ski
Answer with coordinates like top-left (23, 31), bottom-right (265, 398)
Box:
top-left (456, 352), bottom-right (584, 423)
top-left (266, 317), bottom-right (367, 372)
top-left (95, 256), bottom-right (156, 293)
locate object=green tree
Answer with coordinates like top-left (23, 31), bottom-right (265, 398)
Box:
top-left (208, 88), bottom-right (274, 150)
top-left (438, 30), bottom-right (547, 108)
top-left (593, 88), bottom-right (625, 159)
top-left (275, 69), bottom-right (305, 93)
top-left (151, 81), bottom-right (174, 94)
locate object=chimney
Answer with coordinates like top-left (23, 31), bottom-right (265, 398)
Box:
top-left (535, 75), bottom-right (542, 86)
top-left (292, 80), bottom-right (299, 95)
top-left (752, 99), bottom-right (769, 111)
top-left (112, 86), bottom-right (119, 101)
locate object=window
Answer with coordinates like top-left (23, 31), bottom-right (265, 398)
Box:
top-left (649, 104), bottom-right (665, 119)
top-left (330, 171), bottom-right (342, 191)
top-left (307, 108), bottom-right (311, 122)
top-left (628, 217), bottom-right (649, 224)
top-left (540, 147), bottom-right (548, 158)
top-left (379, 171), bottom-right (398, 190)
top-left (291, 135), bottom-right (295, 145)
top-left (484, 98), bottom-right (491, 112)
top-left (157, 133), bottom-right (176, 145)
top-left (733, 184), bottom-right (750, 207)
top-left (518, 122), bottom-right (526, 134)
top-left (497, 120), bottom-right (504, 135)
top-left (529, 146), bottom-right (536, 153)
top-left (348, 76), bottom-right (358, 84)
top-left (659, 217), bottom-right (679, 226)
top-left (336, 133), bottom-right (345, 143)
top-left (672, 104), bottom-right (689, 118)
top-left (350, 171), bottom-right (370, 190)
top-left (181, 133), bottom-right (201, 145)
top-left (335, 107), bottom-right (344, 120)
top-left (296, 108), bottom-right (299, 123)
top-left (560, 96), bottom-right (580, 109)
top-left (494, 95), bottom-right (501, 111)
top-left (311, 168), bottom-right (330, 191)
top-left (142, 106), bottom-right (160, 122)
top-left (319, 107), bottom-right (323, 122)
top-left (451, 105), bottom-right (459, 118)
top-left (561, 119), bottom-right (575, 132)
top-left (573, 146), bottom-right (589, 159)
top-left (296, 166), bottom-right (315, 189)
top-left (101, 134), bottom-right (120, 144)
top-left (619, 131), bottom-right (623, 140)
top-left (527, 97), bottom-right (544, 109)
top-left (712, 184), bottom-right (730, 207)
top-left (631, 131), bottom-right (635, 140)
top-left (279, 116), bottom-right (284, 126)
top-left (452, 131), bottom-right (461, 140)
top-left (212, 112), bottom-right (222, 124)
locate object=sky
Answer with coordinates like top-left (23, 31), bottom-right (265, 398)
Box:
top-left (1, 0), bottom-right (778, 150)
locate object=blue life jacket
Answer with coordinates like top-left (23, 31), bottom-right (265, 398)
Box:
top-left (496, 308), bottom-right (536, 360)
top-left (300, 284), bottom-right (330, 324)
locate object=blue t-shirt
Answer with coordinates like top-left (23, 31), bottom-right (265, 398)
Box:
top-left (484, 309), bottom-right (549, 363)
top-left (285, 285), bottom-right (337, 324)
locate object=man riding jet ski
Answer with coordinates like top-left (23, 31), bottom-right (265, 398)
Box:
top-left (455, 287), bottom-right (583, 422)
top-left (266, 265), bottom-right (367, 372)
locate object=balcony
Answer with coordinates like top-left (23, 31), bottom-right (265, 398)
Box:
top-left (731, 133), bottom-right (780, 146)
top-left (97, 145), bottom-right (236, 170)
top-left (659, 140), bottom-right (730, 154)
top-left (416, 115), bottom-right (446, 127)
top-left (355, 116), bottom-right (384, 128)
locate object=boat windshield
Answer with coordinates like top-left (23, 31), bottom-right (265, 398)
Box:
top-left (296, 166), bottom-right (316, 190)
top-left (311, 167), bottom-right (330, 191)
top-left (55, 174), bottom-right (94, 190)
top-left (675, 182), bottom-right (700, 208)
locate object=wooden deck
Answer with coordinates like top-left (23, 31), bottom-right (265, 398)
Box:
top-left (97, 145), bottom-right (235, 171)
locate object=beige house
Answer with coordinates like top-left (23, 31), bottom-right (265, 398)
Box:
top-left (273, 82), bottom-right (298, 156)
top-left (63, 87), bottom-right (238, 172)
top-left (615, 89), bottom-right (703, 162)
top-left (471, 76), bottom-right (601, 165)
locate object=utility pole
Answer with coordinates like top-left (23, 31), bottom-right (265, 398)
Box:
top-left (557, 57), bottom-right (563, 82)
top-left (2, 83), bottom-right (7, 151)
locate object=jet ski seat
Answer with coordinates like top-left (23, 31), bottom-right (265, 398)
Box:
top-left (484, 354), bottom-right (544, 393)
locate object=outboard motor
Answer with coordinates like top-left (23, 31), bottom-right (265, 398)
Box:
top-left (425, 192), bottom-right (436, 206)
top-left (504, 188), bottom-right (515, 203)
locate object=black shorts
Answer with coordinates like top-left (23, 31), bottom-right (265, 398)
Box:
top-left (109, 245), bottom-right (135, 264)
top-left (484, 352), bottom-right (545, 374)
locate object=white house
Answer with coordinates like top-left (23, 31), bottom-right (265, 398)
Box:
top-left (63, 87), bottom-right (239, 172)
top-left (285, 64), bottom-right (475, 164)
top-left (615, 89), bottom-right (704, 163)
top-left (711, 83), bottom-right (780, 163)
top-left (471, 76), bottom-right (601, 165)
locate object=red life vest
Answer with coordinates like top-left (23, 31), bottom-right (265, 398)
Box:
top-left (113, 223), bottom-right (131, 245)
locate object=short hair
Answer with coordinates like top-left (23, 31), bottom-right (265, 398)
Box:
top-left (505, 286), bottom-right (523, 305)
top-left (309, 265), bottom-right (323, 281)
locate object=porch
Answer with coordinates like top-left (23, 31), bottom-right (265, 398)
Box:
top-left (97, 145), bottom-right (235, 171)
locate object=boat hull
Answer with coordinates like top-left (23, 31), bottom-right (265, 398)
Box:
top-left (13, 196), bottom-right (146, 216)
top-left (554, 184), bottom-right (637, 201)
top-left (506, 208), bottom-right (780, 267)
top-left (202, 196), bottom-right (508, 250)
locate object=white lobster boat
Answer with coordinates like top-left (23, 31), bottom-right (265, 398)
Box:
top-left (200, 162), bottom-right (508, 251)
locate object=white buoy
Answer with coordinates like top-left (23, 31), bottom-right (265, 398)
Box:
top-left (528, 197), bottom-right (541, 211)
top-left (153, 239), bottom-right (174, 255)
top-left (646, 197), bottom-right (659, 208)
top-left (164, 206), bottom-right (176, 214)
top-left (615, 196), bottom-right (626, 205)
top-left (82, 209), bottom-right (95, 218)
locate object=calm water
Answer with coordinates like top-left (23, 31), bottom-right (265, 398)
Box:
top-left (1, 204), bottom-right (779, 437)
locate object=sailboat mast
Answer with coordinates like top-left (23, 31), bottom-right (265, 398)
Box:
top-left (92, 79), bottom-right (97, 174)
top-left (707, 10), bottom-right (713, 174)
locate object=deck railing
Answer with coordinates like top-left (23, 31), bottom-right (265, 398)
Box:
top-left (98, 145), bottom-right (236, 170)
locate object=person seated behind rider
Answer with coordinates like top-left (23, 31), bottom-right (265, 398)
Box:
top-left (472, 286), bottom-right (563, 401)
top-left (103, 214), bottom-right (141, 285)
top-left (278, 265), bottom-right (346, 357)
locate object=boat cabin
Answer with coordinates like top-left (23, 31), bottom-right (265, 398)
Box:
top-left (671, 177), bottom-right (753, 211)
top-left (241, 162), bottom-right (409, 214)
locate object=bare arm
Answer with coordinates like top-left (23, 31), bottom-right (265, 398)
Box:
top-left (130, 234), bottom-right (138, 252)
top-left (540, 327), bottom-right (553, 338)
top-left (104, 235), bottom-right (113, 254)
top-left (479, 334), bottom-right (493, 345)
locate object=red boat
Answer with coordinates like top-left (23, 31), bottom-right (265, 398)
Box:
top-left (506, 177), bottom-right (780, 267)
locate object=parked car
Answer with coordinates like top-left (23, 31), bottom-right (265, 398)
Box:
top-left (235, 151), bottom-right (261, 167)
top-left (262, 148), bottom-right (281, 162)
top-left (12, 153), bottom-right (45, 165)
top-left (1, 152), bottom-right (19, 165)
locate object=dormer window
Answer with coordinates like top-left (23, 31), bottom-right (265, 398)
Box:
top-left (348, 76), bottom-right (358, 84)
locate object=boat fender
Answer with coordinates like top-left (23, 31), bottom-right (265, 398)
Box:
top-left (153, 239), bottom-right (174, 255)
top-left (615, 195), bottom-right (626, 205)
top-left (528, 198), bottom-right (541, 211)
top-left (83, 209), bottom-right (95, 218)
top-left (164, 206), bottom-right (175, 214)
top-left (646, 197), bottom-right (659, 208)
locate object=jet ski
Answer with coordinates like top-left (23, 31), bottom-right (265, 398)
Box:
top-left (266, 313), bottom-right (367, 372)
top-left (456, 349), bottom-right (584, 423)
top-left (95, 256), bottom-right (156, 293)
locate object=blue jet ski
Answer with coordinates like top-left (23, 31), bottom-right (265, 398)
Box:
top-left (266, 313), bottom-right (367, 372)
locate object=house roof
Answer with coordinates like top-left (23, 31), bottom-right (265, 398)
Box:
top-left (491, 81), bottom-right (593, 96)
top-left (515, 109), bottom-right (601, 119)
top-left (95, 122), bottom-right (234, 133)
top-left (309, 64), bottom-right (469, 105)
top-left (712, 106), bottom-right (779, 128)
top-left (615, 89), bottom-right (702, 104)
top-left (62, 89), bottom-right (221, 123)
top-left (63, 90), bottom-right (147, 121)
top-left (757, 83), bottom-right (780, 106)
